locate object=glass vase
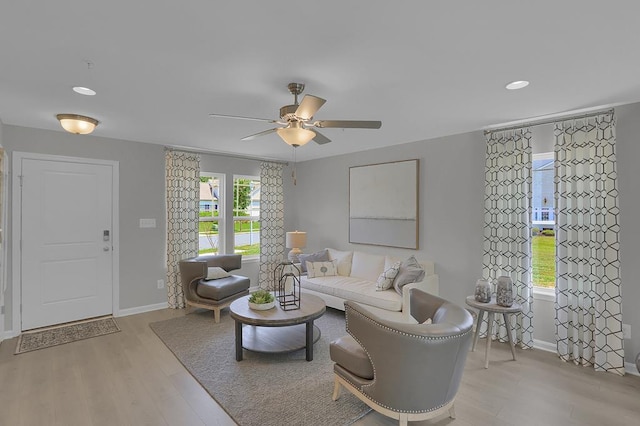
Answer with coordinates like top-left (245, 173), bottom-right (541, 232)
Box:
top-left (496, 276), bottom-right (514, 307)
top-left (474, 279), bottom-right (492, 303)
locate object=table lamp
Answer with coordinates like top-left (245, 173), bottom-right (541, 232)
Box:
top-left (286, 231), bottom-right (307, 263)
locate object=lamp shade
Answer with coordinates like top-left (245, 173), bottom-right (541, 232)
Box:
top-left (56, 114), bottom-right (99, 134)
top-left (286, 231), bottom-right (307, 249)
top-left (277, 125), bottom-right (315, 147)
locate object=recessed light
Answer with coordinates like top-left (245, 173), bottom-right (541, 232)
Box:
top-left (505, 80), bottom-right (529, 90)
top-left (73, 86), bottom-right (96, 96)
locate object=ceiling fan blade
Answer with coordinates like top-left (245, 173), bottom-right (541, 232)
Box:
top-left (312, 130), bottom-right (332, 145)
top-left (210, 113), bottom-right (276, 123)
top-left (241, 128), bottom-right (279, 141)
top-left (314, 120), bottom-right (382, 129)
top-left (295, 95), bottom-right (326, 120)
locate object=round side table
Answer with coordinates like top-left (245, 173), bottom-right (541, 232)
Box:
top-left (465, 296), bottom-right (523, 369)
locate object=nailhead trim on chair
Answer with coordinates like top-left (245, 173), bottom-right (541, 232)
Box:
top-left (342, 306), bottom-right (470, 414)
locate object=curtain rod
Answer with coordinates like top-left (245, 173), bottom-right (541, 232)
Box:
top-left (165, 144), bottom-right (289, 165)
top-left (484, 108), bottom-right (615, 135)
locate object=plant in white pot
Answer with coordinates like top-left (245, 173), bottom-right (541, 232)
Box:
top-left (248, 289), bottom-right (275, 310)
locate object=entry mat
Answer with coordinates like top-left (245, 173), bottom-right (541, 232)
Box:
top-left (15, 316), bottom-right (120, 354)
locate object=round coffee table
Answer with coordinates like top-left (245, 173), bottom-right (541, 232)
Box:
top-left (229, 293), bottom-right (326, 361)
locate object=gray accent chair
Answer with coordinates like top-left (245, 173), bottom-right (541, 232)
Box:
top-left (178, 254), bottom-right (250, 323)
top-left (330, 288), bottom-right (473, 426)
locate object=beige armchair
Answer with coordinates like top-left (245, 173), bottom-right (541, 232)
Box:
top-left (178, 254), bottom-right (250, 323)
top-left (330, 289), bottom-right (473, 426)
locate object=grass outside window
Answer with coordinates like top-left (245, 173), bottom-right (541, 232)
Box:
top-left (532, 235), bottom-right (555, 288)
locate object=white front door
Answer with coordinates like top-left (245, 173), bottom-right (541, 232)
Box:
top-left (18, 156), bottom-right (115, 330)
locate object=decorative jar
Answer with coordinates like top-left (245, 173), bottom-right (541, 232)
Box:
top-left (496, 276), bottom-right (514, 307)
top-left (474, 279), bottom-right (492, 303)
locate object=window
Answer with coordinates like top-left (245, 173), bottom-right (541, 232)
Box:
top-left (232, 176), bottom-right (260, 257)
top-left (532, 152), bottom-right (555, 288)
top-left (198, 173), bottom-right (260, 258)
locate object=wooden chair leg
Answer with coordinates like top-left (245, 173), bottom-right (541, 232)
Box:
top-left (213, 307), bottom-right (221, 323)
top-left (398, 414), bottom-right (408, 426)
top-left (332, 377), bottom-right (342, 401)
top-left (449, 405), bottom-right (456, 419)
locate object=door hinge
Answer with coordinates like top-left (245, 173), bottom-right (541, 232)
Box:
top-left (18, 174), bottom-right (24, 187)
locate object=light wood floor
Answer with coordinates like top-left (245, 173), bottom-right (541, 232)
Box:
top-left (1, 308), bottom-right (639, 426)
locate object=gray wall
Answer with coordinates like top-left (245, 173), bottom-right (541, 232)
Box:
top-left (1, 127), bottom-right (264, 333)
top-left (286, 102), bottom-right (640, 365)
top-left (2, 125), bottom-right (168, 332)
top-left (0, 119), bottom-right (4, 336)
top-left (284, 130), bottom-right (486, 311)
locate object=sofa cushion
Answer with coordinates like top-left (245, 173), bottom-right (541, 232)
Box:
top-left (298, 249), bottom-right (329, 273)
top-left (376, 260), bottom-right (401, 291)
top-left (350, 251), bottom-right (385, 282)
top-left (301, 276), bottom-right (402, 311)
top-left (330, 335), bottom-right (374, 379)
top-left (197, 275), bottom-right (250, 301)
top-left (393, 255), bottom-right (426, 295)
top-left (306, 260), bottom-right (338, 278)
top-left (327, 248), bottom-right (353, 276)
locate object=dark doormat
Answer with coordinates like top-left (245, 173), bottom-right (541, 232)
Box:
top-left (15, 316), bottom-right (120, 354)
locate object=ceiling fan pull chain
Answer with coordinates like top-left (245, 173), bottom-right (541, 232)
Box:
top-left (292, 146), bottom-right (297, 186)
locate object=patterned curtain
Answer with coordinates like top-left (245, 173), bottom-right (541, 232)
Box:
top-left (165, 150), bottom-right (200, 309)
top-left (554, 111), bottom-right (624, 375)
top-left (258, 162), bottom-right (285, 290)
top-left (482, 128), bottom-right (534, 349)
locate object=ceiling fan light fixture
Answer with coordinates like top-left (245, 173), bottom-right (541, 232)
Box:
top-left (276, 126), bottom-right (315, 147)
top-left (56, 114), bottom-right (99, 134)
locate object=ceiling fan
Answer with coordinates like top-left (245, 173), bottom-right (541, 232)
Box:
top-left (209, 82), bottom-right (382, 147)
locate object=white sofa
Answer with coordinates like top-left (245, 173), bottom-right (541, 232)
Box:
top-left (299, 248), bottom-right (439, 322)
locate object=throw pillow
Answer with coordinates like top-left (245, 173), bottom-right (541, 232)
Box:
top-left (306, 260), bottom-right (338, 278)
top-left (327, 248), bottom-right (353, 276)
top-left (393, 255), bottom-right (426, 295)
top-left (375, 260), bottom-right (402, 291)
top-left (298, 249), bottom-right (329, 273)
top-left (206, 266), bottom-right (231, 280)
top-left (422, 318), bottom-right (433, 325)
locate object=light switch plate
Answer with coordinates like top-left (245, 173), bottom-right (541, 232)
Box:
top-left (139, 218), bottom-right (156, 228)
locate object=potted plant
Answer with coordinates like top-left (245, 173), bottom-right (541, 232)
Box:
top-left (248, 289), bottom-right (275, 310)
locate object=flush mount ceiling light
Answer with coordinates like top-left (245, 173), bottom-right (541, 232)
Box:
top-left (505, 80), bottom-right (530, 90)
top-left (72, 86), bottom-right (96, 96)
top-left (56, 114), bottom-right (99, 134)
top-left (276, 122), bottom-right (315, 147)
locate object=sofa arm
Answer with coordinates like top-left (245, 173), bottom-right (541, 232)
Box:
top-left (401, 274), bottom-right (439, 317)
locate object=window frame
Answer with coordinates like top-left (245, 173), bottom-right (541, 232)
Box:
top-left (231, 175), bottom-right (260, 259)
top-left (531, 152), bottom-right (556, 297)
top-left (199, 173), bottom-right (224, 256)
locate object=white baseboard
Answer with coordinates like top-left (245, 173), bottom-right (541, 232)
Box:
top-left (534, 339), bottom-right (639, 376)
top-left (625, 362), bottom-right (639, 376)
top-left (533, 339), bottom-right (556, 353)
top-left (116, 302), bottom-right (168, 317)
top-left (1, 329), bottom-right (20, 341)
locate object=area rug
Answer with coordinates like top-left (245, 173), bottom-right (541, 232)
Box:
top-left (150, 308), bottom-right (371, 426)
top-left (15, 316), bottom-right (120, 354)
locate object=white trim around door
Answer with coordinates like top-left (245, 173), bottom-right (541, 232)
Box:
top-left (11, 152), bottom-right (120, 333)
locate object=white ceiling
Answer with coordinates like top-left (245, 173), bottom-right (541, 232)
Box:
top-left (2, 1), bottom-right (640, 162)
